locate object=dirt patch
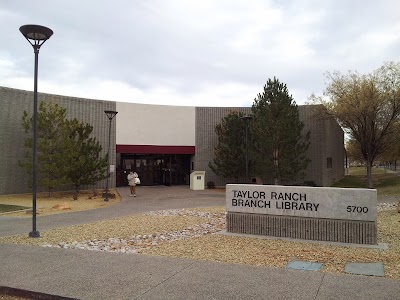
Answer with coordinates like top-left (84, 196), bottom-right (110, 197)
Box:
top-left (0, 189), bottom-right (121, 217)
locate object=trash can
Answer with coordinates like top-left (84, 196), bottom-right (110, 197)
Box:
top-left (190, 171), bottom-right (206, 190)
top-left (251, 177), bottom-right (263, 185)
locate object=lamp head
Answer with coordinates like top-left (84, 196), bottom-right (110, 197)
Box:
top-left (104, 110), bottom-right (118, 120)
top-left (240, 115), bottom-right (253, 122)
top-left (20, 24), bottom-right (53, 49)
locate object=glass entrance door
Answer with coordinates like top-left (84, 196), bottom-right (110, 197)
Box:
top-left (116, 154), bottom-right (191, 186)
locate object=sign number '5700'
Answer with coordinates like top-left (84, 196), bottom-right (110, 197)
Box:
top-left (347, 206), bottom-right (369, 213)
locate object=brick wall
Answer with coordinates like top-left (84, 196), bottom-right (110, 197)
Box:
top-left (0, 87), bottom-right (116, 195)
top-left (0, 86), bottom-right (344, 194)
top-left (194, 106), bottom-right (344, 187)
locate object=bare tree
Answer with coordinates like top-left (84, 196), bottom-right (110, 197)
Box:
top-left (310, 62), bottom-right (400, 188)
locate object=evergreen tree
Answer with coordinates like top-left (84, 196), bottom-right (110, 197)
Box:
top-left (20, 101), bottom-right (108, 197)
top-left (208, 111), bottom-right (247, 183)
top-left (20, 101), bottom-right (70, 196)
top-left (64, 119), bottom-right (108, 196)
top-left (251, 77), bottom-right (310, 185)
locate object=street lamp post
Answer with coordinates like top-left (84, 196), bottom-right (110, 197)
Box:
top-left (20, 24), bottom-right (53, 238)
top-left (241, 115), bottom-right (253, 183)
top-left (104, 110), bottom-right (118, 201)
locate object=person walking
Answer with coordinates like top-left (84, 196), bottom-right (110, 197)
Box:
top-left (127, 171), bottom-right (138, 197)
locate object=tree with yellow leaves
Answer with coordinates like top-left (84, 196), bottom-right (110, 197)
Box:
top-left (311, 62), bottom-right (400, 188)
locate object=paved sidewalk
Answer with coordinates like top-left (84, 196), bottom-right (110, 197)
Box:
top-left (0, 186), bottom-right (225, 237)
top-left (1, 244), bottom-right (399, 300)
top-left (1, 186), bottom-right (400, 299)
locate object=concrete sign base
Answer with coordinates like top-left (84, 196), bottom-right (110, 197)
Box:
top-left (226, 184), bottom-right (378, 245)
top-left (227, 212), bottom-right (376, 245)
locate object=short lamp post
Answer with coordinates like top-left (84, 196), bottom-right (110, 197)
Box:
top-left (20, 24), bottom-right (53, 238)
top-left (241, 115), bottom-right (253, 183)
top-left (104, 110), bottom-right (118, 201)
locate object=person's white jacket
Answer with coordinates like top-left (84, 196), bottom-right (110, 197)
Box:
top-left (127, 172), bottom-right (138, 186)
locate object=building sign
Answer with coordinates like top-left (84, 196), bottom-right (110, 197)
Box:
top-left (226, 184), bottom-right (377, 222)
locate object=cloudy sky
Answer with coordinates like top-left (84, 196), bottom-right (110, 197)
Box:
top-left (1, 0), bottom-right (399, 107)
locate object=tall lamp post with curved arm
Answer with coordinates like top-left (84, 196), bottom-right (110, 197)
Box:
top-left (19, 24), bottom-right (53, 238)
top-left (104, 110), bottom-right (118, 201)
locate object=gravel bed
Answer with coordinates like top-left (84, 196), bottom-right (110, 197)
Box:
top-left (377, 202), bottom-right (398, 211)
top-left (0, 203), bottom-right (398, 279)
top-left (40, 209), bottom-right (226, 253)
top-left (0, 208), bottom-right (225, 249)
top-left (0, 296), bottom-right (25, 300)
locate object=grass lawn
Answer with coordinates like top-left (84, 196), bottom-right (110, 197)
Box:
top-left (0, 204), bottom-right (30, 213)
top-left (347, 166), bottom-right (386, 176)
top-left (333, 167), bottom-right (400, 196)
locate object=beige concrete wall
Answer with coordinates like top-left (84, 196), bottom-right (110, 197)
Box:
top-left (116, 102), bottom-right (195, 146)
top-left (226, 184), bottom-right (377, 221)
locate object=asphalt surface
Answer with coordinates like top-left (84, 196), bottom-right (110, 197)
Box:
top-left (1, 186), bottom-right (399, 300)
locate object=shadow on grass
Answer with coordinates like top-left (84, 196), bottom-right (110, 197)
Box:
top-left (332, 173), bottom-right (400, 195)
top-left (331, 175), bottom-right (367, 188)
top-left (0, 204), bottom-right (30, 213)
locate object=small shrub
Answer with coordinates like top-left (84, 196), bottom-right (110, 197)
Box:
top-left (207, 181), bottom-right (216, 189)
top-left (102, 191), bottom-right (116, 199)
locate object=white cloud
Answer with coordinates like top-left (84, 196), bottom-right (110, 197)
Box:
top-left (36, 79), bottom-right (257, 107)
top-left (1, 0), bottom-right (400, 107)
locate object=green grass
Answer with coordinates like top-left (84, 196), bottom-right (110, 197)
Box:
top-left (0, 204), bottom-right (30, 213)
top-left (331, 176), bottom-right (367, 188)
top-left (333, 167), bottom-right (400, 196)
top-left (375, 175), bottom-right (400, 195)
top-left (347, 166), bottom-right (386, 175)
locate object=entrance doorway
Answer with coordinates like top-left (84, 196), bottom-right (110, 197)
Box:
top-left (116, 154), bottom-right (191, 187)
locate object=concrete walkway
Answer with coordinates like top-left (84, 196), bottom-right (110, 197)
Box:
top-left (1, 186), bottom-right (399, 299)
top-left (0, 186), bottom-right (225, 237)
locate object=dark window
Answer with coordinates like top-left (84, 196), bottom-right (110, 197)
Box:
top-left (327, 157), bottom-right (333, 169)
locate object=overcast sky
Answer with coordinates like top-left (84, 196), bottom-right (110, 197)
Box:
top-left (1, 0), bottom-right (399, 107)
